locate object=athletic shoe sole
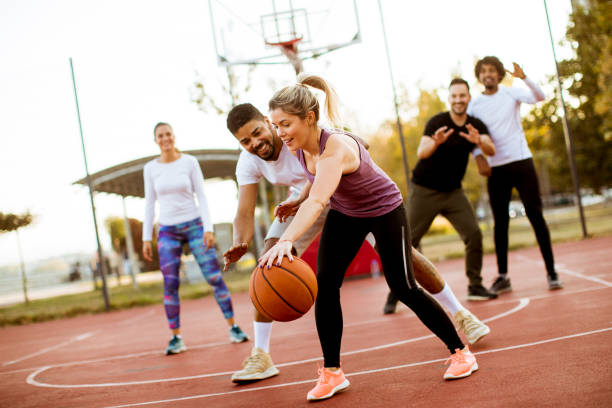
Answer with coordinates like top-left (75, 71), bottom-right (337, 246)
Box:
top-left (231, 366), bottom-right (280, 383)
top-left (229, 335), bottom-right (250, 343)
top-left (165, 346), bottom-right (187, 355)
top-left (307, 379), bottom-right (350, 401)
top-left (493, 287), bottom-right (512, 294)
top-left (444, 362), bottom-right (479, 380)
top-left (467, 294), bottom-right (497, 301)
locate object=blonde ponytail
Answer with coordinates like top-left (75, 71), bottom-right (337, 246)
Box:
top-left (269, 73), bottom-right (342, 129)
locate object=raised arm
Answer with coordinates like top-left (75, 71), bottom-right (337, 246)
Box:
top-left (507, 62), bottom-right (545, 103)
top-left (417, 126), bottom-right (454, 159)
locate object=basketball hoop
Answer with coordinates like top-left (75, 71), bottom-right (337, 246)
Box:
top-left (266, 36), bottom-right (304, 75)
top-left (265, 36), bottom-right (303, 50)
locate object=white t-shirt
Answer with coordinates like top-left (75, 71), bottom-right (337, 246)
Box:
top-left (142, 154), bottom-right (213, 241)
top-left (468, 77), bottom-right (545, 167)
top-left (235, 142), bottom-right (308, 194)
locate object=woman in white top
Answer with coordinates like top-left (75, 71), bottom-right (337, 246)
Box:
top-left (143, 122), bottom-right (248, 355)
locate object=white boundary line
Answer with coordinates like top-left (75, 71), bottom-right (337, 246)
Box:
top-left (103, 326), bottom-right (612, 408)
top-left (515, 255), bottom-right (612, 287)
top-left (25, 299), bottom-right (530, 389)
top-left (3, 332), bottom-right (94, 367)
top-left (2, 310), bottom-right (156, 368)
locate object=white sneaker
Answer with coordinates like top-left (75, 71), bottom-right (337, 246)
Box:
top-left (454, 309), bottom-right (490, 344)
top-left (231, 347), bottom-right (279, 383)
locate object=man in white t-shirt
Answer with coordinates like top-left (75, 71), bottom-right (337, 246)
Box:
top-left (468, 56), bottom-right (563, 293)
top-left (223, 103), bottom-right (329, 383)
top-left (224, 103), bottom-right (492, 384)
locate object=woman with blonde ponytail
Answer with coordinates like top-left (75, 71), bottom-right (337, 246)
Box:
top-left (261, 75), bottom-right (479, 401)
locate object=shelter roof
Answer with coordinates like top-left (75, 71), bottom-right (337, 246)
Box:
top-left (74, 149), bottom-right (240, 198)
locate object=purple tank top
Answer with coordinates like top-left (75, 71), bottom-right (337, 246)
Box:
top-left (296, 129), bottom-right (403, 217)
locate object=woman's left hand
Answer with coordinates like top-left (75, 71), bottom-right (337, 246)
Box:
top-left (203, 231), bottom-right (215, 250)
top-left (259, 240), bottom-right (293, 269)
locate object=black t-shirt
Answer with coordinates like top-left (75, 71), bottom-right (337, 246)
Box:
top-left (411, 112), bottom-right (489, 192)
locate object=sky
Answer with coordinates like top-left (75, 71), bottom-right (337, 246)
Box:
top-left (0, 0), bottom-right (573, 267)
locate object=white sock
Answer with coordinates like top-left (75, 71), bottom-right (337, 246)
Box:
top-left (253, 321), bottom-right (272, 353)
top-left (431, 283), bottom-right (464, 316)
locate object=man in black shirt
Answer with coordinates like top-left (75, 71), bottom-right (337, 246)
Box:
top-left (385, 78), bottom-right (497, 312)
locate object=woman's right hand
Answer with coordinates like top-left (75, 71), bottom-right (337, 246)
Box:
top-left (275, 199), bottom-right (301, 222)
top-left (143, 241), bottom-right (153, 262)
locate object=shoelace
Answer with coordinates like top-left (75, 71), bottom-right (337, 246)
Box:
top-left (446, 350), bottom-right (467, 366)
top-left (461, 314), bottom-right (481, 333)
top-left (242, 354), bottom-right (265, 370)
top-left (316, 367), bottom-right (331, 385)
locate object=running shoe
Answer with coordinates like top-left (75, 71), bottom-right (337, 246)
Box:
top-left (307, 366), bottom-right (350, 401)
top-left (489, 276), bottom-right (512, 294)
top-left (548, 275), bottom-right (564, 290)
top-left (229, 325), bottom-right (250, 343)
top-left (454, 309), bottom-right (490, 344)
top-left (231, 347), bottom-right (279, 382)
top-left (383, 291), bottom-right (398, 315)
top-left (165, 335), bottom-right (187, 355)
top-left (444, 346), bottom-right (478, 380)
top-left (467, 284), bottom-right (498, 301)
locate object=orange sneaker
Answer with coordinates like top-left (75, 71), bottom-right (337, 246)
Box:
top-left (443, 346), bottom-right (478, 380)
top-left (306, 366), bottom-right (350, 401)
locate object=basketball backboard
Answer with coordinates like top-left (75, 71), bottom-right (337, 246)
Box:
top-left (207, 0), bottom-right (361, 67)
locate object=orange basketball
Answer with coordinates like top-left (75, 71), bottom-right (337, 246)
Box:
top-left (249, 256), bottom-right (318, 322)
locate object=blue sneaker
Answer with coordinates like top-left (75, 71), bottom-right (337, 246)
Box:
top-left (229, 325), bottom-right (250, 343)
top-left (165, 335), bottom-right (187, 355)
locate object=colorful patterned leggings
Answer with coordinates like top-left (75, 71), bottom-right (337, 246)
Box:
top-left (157, 217), bottom-right (234, 329)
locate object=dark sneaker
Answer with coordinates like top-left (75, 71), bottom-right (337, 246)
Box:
top-left (383, 291), bottom-right (398, 315)
top-left (165, 335), bottom-right (187, 355)
top-left (490, 276), bottom-right (512, 294)
top-left (229, 325), bottom-right (250, 343)
top-left (547, 275), bottom-right (564, 290)
top-left (467, 284), bottom-right (498, 301)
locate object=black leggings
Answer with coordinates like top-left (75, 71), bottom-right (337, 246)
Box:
top-left (488, 158), bottom-right (555, 276)
top-left (315, 204), bottom-right (463, 367)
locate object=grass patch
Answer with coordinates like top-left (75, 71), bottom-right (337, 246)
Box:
top-left (0, 268), bottom-right (253, 327)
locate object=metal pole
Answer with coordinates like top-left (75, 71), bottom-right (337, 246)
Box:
top-left (376, 0), bottom-right (411, 198)
top-left (15, 229), bottom-right (29, 304)
top-left (543, 0), bottom-right (588, 238)
top-left (121, 197), bottom-right (140, 289)
top-left (69, 58), bottom-right (111, 309)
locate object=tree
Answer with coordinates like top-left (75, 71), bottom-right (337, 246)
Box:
top-left (0, 212), bottom-right (34, 303)
top-left (523, 0), bottom-right (612, 193)
top-left (191, 65), bottom-right (255, 113)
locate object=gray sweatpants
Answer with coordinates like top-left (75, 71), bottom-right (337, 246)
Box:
top-left (408, 183), bottom-right (484, 286)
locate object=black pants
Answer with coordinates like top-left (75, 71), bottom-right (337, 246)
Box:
top-left (316, 204), bottom-right (463, 367)
top-left (488, 158), bottom-right (555, 276)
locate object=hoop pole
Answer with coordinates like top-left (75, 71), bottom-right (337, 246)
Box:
top-left (543, 0), bottom-right (587, 238)
top-left (69, 58), bottom-right (111, 310)
top-left (376, 0), bottom-right (411, 199)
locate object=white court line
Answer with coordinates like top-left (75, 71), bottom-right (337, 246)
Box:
top-left (515, 255), bottom-right (612, 287)
top-left (3, 332), bottom-right (94, 367)
top-left (2, 310), bottom-right (156, 368)
top-left (25, 299), bottom-right (530, 389)
top-left (104, 326), bottom-right (612, 408)
top-left (556, 265), bottom-right (612, 287)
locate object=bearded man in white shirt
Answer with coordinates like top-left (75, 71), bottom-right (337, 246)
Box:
top-left (468, 56), bottom-right (563, 293)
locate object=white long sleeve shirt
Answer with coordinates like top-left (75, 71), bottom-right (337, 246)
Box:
top-left (468, 77), bottom-right (545, 167)
top-left (142, 154), bottom-right (213, 241)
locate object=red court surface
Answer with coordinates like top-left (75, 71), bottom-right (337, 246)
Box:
top-left (1, 236), bottom-right (611, 407)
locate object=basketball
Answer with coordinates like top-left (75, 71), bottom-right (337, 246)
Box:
top-left (249, 256), bottom-right (318, 322)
